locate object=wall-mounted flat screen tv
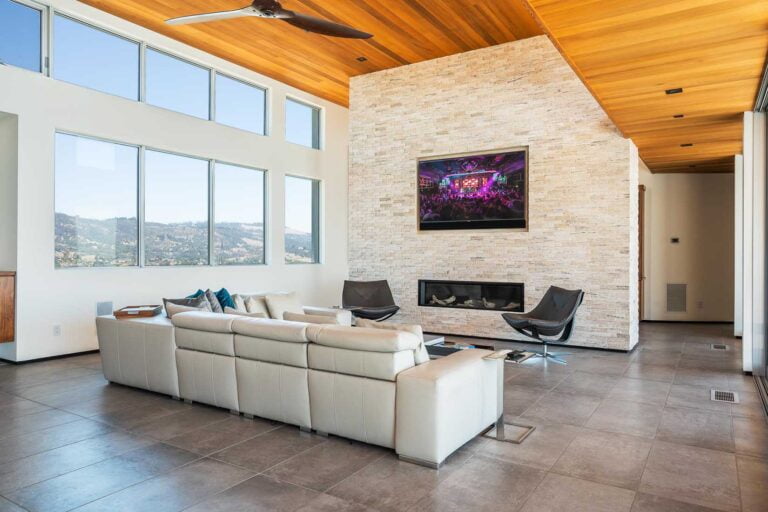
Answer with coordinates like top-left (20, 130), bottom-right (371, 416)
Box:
top-left (418, 148), bottom-right (527, 231)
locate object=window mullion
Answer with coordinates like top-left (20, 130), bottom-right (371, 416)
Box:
top-left (139, 41), bottom-right (146, 102)
top-left (138, 146), bottom-right (146, 267)
top-left (209, 160), bottom-right (215, 266)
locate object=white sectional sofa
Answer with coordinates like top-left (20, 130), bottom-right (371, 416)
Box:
top-left (96, 306), bottom-right (502, 468)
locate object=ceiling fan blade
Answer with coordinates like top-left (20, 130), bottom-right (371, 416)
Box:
top-left (281, 11), bottom-right (372, 39)
top-left (166, 7), bottom-right (253, 26)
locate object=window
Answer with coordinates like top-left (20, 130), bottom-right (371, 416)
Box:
top-left (54, 133), bottom-right (139, 268)
top-left (215, 163), bottom-right (265, 265)
top-left (215, 73), bottom-right (266, 134)
top-left (285, 98), bottom-right (320, 149)
top-left (0, 0), bottom-right (43, 72)
top-left (285, 176), bottom-right (320, 263)
top-left (144, 150), bottom-right (209, 266)
top-left (146, 49), bottom-right (210, 119)
top-left (53, 14), bottom-right (140, 100)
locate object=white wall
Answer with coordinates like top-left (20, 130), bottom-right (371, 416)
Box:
top-left (643, 173), bottom-right (735, 322)
top-left (0, 0), bottom-right (349, 361)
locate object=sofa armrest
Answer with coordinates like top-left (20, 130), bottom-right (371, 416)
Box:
top-left (302, 306), bottom-right (353, 327)
top-left (395, 349), bottom-right (502, 467)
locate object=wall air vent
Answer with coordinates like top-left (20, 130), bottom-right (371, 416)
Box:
top-left (665, 87), bottom-right (683, 95)
top-left (666, 284), bottom-right (687, 312)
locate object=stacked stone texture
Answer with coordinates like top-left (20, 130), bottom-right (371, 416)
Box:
top-left (348, 36), bottom-right (639, 350)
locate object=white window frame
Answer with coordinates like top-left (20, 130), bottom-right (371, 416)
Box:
top-left (285, 96), bottom-right (323, 150)
top-left (1, 0), bottom-right (49, 74)
top-left (53, 130), bottom-right (141, 269)
top-left (284, 174), bottom-right (322, 265)
top-left (212, 161), bottom-right (268, 266)
top-left (54, 130), bottom-right (269, 269)
top-left (144, 46), bottom-right (213, 120)
top-left (214, 71), bottom-right (269, 135)
top-left (50, 11), bottom-right (142, 100)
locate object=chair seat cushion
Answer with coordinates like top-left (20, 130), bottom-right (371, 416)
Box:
top-left (351, 305), bottom-right (400, 320)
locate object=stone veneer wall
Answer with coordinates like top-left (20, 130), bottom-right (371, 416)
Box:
top-left (348, 36), bottom-right (639, 350)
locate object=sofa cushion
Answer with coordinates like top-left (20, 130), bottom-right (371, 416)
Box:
top-left (231, 294), bottom-right (247, 312)
top-left (224, 307), bottom-right (268, 319)
top-left (308, 344), bottom-right (415, 381)
top-left (231, 317), bottom-right (310, 343)
top-left (163, 296), bottom-right (212, 318)
top-left (171, 311), bottom-right (236, 333)
top-left (306, 325), bottom-right (420, 353)
top-left (265, 292), bottom-right (304, 320)
top-left (245, 296), bottom-right (270, 316)
top-left (235, 335), bottom-right (308, 368)
top-left (284, 312), bottom-right (339, 325)
top-left (355, 319), bottom-right (429, 364)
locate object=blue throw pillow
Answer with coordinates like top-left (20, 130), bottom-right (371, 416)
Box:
top-left (187, 289), bottom-right (205, 299)
top-left (216, 288), bottom-right (236, 309)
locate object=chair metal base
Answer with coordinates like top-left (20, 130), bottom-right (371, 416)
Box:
top-left (530, 345), bottom-right (571, 365)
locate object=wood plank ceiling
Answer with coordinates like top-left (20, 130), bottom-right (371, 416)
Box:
top-left (526, 0), bottom-right (768, 174)
top-left (81, 0), bottom-right (768, 174)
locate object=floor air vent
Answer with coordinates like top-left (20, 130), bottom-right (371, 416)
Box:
top-left (710, 344), bottom-right (729, 351)
top-left (710, 390), bottom-right (739, 403)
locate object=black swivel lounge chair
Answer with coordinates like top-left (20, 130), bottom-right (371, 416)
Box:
top-left (342, 280), bottom-right (400, 321)
top-left (501, 286), bottom-right (584, 364)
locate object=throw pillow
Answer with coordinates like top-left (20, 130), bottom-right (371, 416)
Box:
top-left (284, 312), bottom-right (339, 325)
top-left (224, 307), bottom-right (267, 319)
top-left (163, 296), bottom-right (212, 318)
top-left (215, 288), bottom-right (236, 310)
top-left (187, 289), bottom-right (205, 299)
top-left (264, 292), bottom-right (304, 320)
top-left (231, 294), bottom-right (247, 312)
top-left (244, 295), bottom-right (270, 316)
top-left (204, 289), bottom-right (224, 314)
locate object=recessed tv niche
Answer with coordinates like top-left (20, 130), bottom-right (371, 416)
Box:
top-left (418, 148), bottom-right (528, 231)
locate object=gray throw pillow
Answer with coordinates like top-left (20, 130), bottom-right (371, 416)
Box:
top-left (163, 296), bottom-right (212, 318)
top-left (204, 289), bottom-right (224, 314)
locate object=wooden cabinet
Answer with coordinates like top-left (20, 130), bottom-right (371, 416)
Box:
top-left (0, 272), bottom-right (14, 343)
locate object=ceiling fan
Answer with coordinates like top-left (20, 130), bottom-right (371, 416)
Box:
top-left (165, 0), bottom-right (373, 39)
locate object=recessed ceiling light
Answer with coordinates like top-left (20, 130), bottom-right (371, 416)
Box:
top-left (666, 88), bottom-right (684, 95)
top-left (356, 56), bottom-right (367, 62)
top-left (673, 114), bottom-right (685, 118)
top-left (680, 143), bottom-right (694, 147)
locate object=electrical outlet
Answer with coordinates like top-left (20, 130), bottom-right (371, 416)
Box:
top-left (697, 301), bottom-right (704, 310)
top-left (53, 325), bottom-right (61, 337)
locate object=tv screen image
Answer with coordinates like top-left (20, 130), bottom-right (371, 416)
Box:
top-left (418, 148), bottom-right (527, 230)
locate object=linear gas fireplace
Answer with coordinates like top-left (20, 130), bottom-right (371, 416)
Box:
top-left (418, 280), bottom-right (524, 312)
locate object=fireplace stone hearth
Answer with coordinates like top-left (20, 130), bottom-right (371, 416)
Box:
top-left (418, 280), bottom-right (524, 312)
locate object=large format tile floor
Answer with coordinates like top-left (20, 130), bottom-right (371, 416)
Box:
top-left (0, 323), bottom-right (764, 511)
